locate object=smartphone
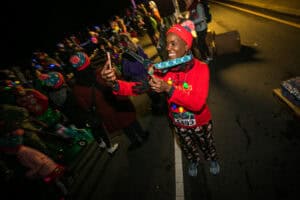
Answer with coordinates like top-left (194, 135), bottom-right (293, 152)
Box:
top-left (106, 51), bottom-right (112, 69)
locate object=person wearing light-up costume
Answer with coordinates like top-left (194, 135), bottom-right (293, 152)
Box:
top-left (101, 23), bottom-right (220, 176)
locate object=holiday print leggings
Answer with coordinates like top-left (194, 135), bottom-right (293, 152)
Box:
top-left (174, 120), bottom-right (218, 164)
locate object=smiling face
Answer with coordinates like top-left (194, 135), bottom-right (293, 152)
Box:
top-left (166, 32), bottom-right (189, 60)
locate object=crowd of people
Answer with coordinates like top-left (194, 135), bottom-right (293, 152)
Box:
top-left (0, 0), bottom-right (218, 199)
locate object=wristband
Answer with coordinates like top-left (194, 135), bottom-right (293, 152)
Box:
top-left (112, 81), bottom-right (120, 91)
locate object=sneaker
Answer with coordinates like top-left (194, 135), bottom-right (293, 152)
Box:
top-left (107, 143), bottom-right (119, 155)
top-left (188, 162), bottom-right (198, 177)
top-left (98, 140), bottom-right (106, 149)
top-left (209, 160), bottom-right (220, 175)
top-left (207, 56), bottom-right (213, 61)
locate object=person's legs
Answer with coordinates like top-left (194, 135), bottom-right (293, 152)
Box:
top-left (92, 123), bottom-right (119, 155)
top-left (191, 38), bottom-right (201, 59)
top-left (197, 29), bottom-right (210, 61)
top-left (174, 126), bottom-right (201, 177)
top-left (130, 120), bottom-right (149, 140)
top-left (194, 121), bottom-right (220, 175)
top-left (123, 123), bottom-right (143, 151)
top-left (92, 123), bottom-right (111, 147)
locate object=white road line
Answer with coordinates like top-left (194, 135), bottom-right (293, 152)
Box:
top-left (174, 137), bottom-right (185, 200)
top-left (213, 1), bottom-right (300, 29)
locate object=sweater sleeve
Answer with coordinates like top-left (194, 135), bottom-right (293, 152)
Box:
top-left (112, 80), bottom-right (139, 96)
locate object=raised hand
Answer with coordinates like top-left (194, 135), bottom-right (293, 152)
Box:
top-left (100, 60), bottom-right (117, 85)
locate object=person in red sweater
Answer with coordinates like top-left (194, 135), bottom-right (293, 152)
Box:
top-left (100, 23), bottom-right (220, 176)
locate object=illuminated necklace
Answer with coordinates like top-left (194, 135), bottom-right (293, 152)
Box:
top-left (124, 49), bottom-right (193, 75)
top-left (154, 54), bottom-right (192, 70)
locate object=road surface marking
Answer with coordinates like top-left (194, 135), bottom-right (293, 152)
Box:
top-left (175, 137), bottom-right (185, 200)
top-left (214, 1), bottom-right (300, 29)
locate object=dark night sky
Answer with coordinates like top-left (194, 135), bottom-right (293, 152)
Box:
top-left (1, 0), bottom-right (132, 68)
top-left (1, 0), bottom-right (175, 68)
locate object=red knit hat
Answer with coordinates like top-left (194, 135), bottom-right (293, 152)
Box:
top-left (166, 24), bottom-right (193, 49)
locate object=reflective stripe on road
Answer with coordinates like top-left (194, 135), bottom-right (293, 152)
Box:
top-left (175, 137), bottom-right (185, 200)
top-left (213, 1), bottom-right (300, 29)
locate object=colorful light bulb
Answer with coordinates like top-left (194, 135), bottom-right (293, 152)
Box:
top-left (171, 103), bottom-right (177, 110)
top-left (178, 107), bottom-right (184, 113)
top-left (183, 82), bottom-right (189, 89)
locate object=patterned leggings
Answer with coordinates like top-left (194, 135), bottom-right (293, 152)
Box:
top-left (174, 121), bottom-right (218, 163)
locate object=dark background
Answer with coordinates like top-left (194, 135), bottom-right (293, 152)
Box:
top-left (1, 0), bottom-right (132, 68)
top-left (1, 0), bottom-right (178, 69)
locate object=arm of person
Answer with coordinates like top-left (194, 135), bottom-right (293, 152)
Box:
top-left (100, 60), bottom-right (146, 96)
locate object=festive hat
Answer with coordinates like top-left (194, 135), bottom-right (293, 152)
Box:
top-left (180, 20), bottom-right (197, 38)
top-left (166, 24), bottom-right (193, 48)
top-left (39, 71), bottom-right (65, 89)
top-left (69, 52), bottom-right (90, 71)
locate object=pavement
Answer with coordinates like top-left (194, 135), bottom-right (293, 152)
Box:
top-left (211, 0), bottom-right (300, 17)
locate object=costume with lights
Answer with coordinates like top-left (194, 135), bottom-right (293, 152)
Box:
top-left (113, 53), bottom-right (211, 128)
top-left (109, 24), bottom-right (219, 175)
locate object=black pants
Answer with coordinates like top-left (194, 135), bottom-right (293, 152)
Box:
top-left (196, 29), bottom-right (209, 60)
top-left (174, 121), bottom-right (218, 163)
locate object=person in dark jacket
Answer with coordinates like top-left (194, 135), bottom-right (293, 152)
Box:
top-left (69, 52), bottom-right (119, 155)
top-left (71, 51), bottom-right (148, 151)
top-left (118, 33), bottom-right (165, 115)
